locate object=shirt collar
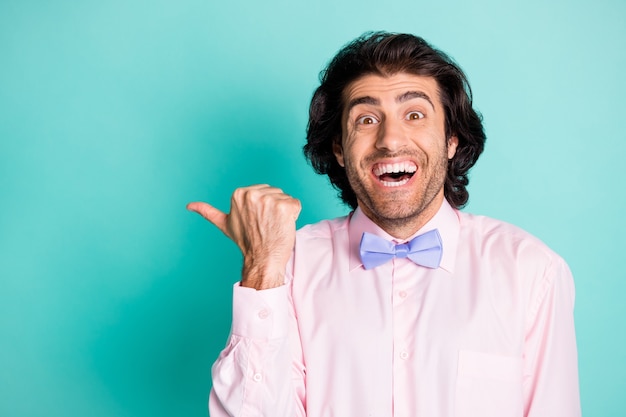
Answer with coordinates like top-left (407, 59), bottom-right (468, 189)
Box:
top-left (348, 199), bottom-right (460, 273)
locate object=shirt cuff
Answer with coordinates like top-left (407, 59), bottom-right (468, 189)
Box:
top-left (231, 283), bottom-right (290, 340)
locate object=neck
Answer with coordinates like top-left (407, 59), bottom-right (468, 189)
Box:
top-left (359, 194), bottom-right (445, 240)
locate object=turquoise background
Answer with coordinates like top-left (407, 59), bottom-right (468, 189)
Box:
top-left (1, 0), bottom-right (624, 415)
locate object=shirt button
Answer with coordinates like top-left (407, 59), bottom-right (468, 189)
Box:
top-left (253, 373), bottom-right (262, 382)
top-left (258, 309), bottom-right (269, 319)
top-left (398, 290), bottom-right (408, 298)
top-left (399, 351), bottom-right (409, 360)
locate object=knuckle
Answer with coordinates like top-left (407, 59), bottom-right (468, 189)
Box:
top-left (289, 198), bottom-right (301, 210)
top-left (232, 187), bottom-right (245, 201)
top-left (235, 186), bottom-right (260, 204)
top-left (277, 199), bottom-right (299, 217)
top-left (259, 192), bottom-right (273, 204)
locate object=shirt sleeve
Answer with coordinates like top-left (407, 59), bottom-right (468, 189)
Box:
top-left (523, 256), bottom-right (581, 417)
top-left (209, 282), bottom-right (306, 417)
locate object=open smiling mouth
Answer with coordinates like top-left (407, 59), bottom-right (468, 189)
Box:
top-left (373, 161), bottom-right (417, 187)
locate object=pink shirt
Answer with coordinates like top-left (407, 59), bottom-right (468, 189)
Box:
top-left (209, 201), bottom-right (581, 417)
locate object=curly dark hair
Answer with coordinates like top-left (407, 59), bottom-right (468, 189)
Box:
top-left (304, 31), bottom-right (486, 209)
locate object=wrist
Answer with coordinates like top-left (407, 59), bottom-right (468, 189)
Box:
top-left (240, 258), bottom-right (286, 290)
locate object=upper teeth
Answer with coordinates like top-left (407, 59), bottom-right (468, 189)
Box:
top-left (373, 162), bottom-right (417, 176)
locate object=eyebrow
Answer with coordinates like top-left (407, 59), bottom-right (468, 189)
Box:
top-left (346, 90), bottom-right (435, 113)
top-left (346, 96), bottom-right (379, 111)
top-left (397, 91), bottom-right (435, 110)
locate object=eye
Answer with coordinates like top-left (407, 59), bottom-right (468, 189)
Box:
top-left (356, 115), bottom-right (379, 125)
top-left (406, 111), bottom-right (424, 120)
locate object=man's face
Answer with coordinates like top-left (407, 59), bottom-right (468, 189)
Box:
top-left (333, 72), bottom-right (458, 237)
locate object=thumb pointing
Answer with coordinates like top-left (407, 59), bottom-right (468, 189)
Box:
top-left (187, 201), bottom-right (228, 235)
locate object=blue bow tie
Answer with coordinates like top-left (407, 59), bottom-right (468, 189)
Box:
top-left (359, 229), bottom-right (443, 270)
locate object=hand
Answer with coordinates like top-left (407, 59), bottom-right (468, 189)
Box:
top-left (187, 184), bottom-right (302, 290)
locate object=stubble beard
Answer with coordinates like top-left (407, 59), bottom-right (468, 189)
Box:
top-left (345, 150), bottom-right (449, 236)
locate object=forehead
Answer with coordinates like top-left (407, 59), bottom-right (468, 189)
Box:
top-left (343, 72), bottom-right (442, 108)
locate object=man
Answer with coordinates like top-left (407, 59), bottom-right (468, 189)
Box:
top-left (188, 32), bottom-right (581, 417)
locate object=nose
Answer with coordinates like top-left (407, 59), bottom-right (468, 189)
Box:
top-left (376, 117), bottom-right (408, 152)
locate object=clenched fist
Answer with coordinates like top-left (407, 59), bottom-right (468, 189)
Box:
top-left (187, 184), bottom-right (301, 290)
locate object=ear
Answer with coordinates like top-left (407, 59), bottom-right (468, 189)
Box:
top-left (447, 136), bottom-right (459, 159)
top-left (333, 140), bottom-right (345, 167)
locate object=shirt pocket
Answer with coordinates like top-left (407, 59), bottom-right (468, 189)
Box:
top-left (455, 350), bottom-right (524, 417)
